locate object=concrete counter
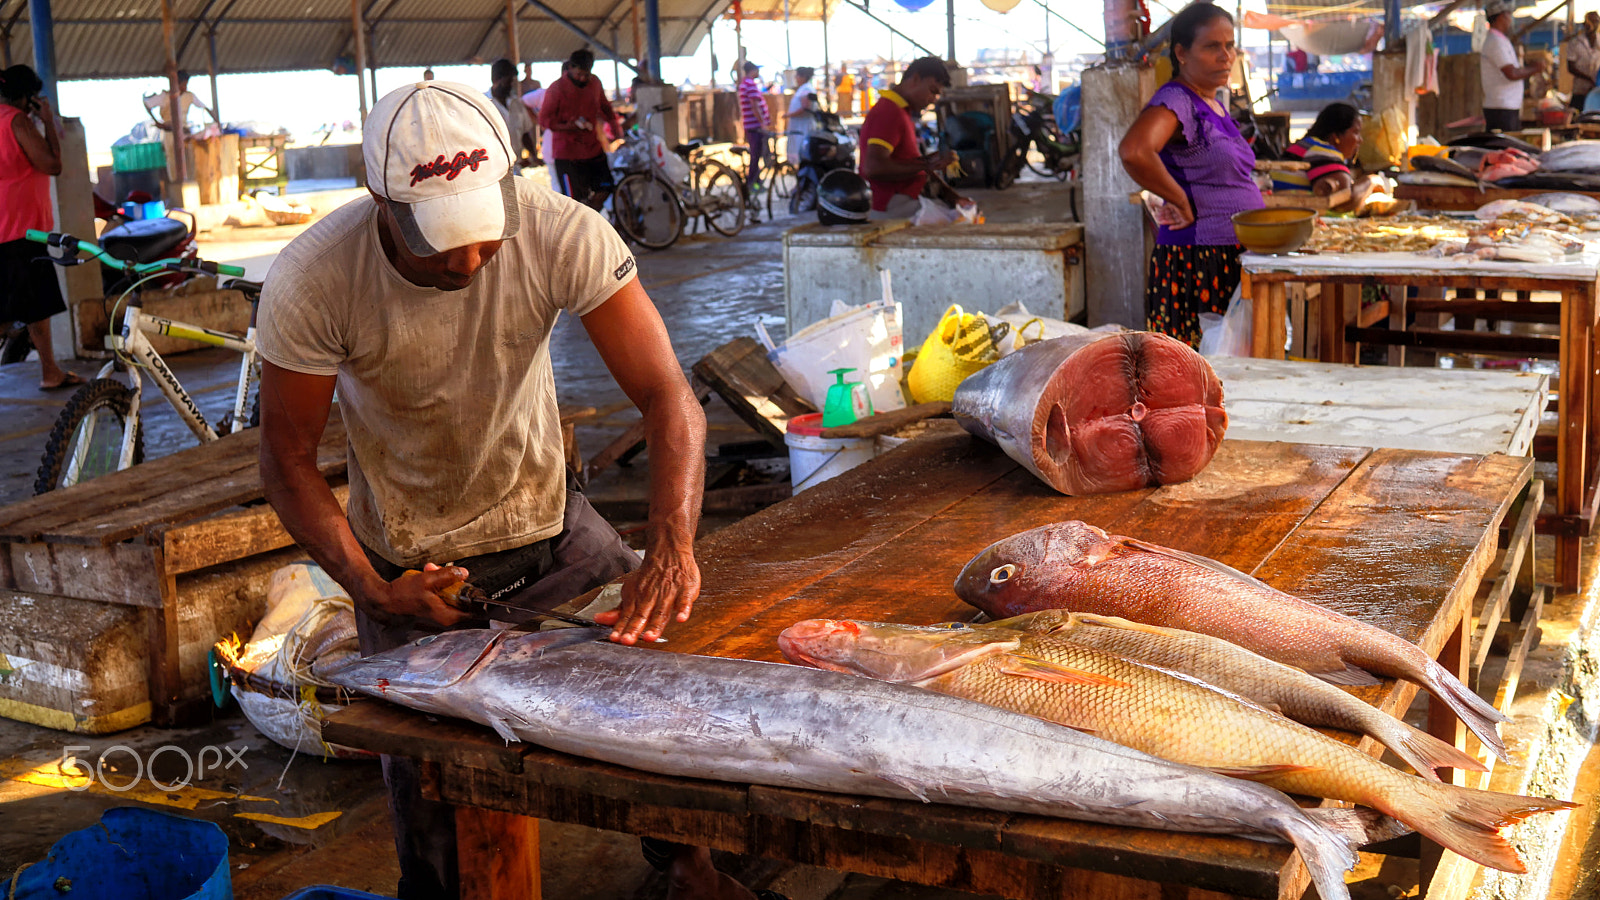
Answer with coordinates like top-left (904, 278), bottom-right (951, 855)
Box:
top-left (783, 221), bottom-right (1084, 343)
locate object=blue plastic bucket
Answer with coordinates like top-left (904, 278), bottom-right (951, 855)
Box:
top-left (9, 807), bottom-right (231, 900)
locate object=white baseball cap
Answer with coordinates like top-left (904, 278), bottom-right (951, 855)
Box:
top-left (364, 81), bottom-right (520, 256)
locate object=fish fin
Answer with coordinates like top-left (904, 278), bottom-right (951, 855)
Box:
top-left (1202, 763), bottom-right (1320, 780)
top-left (483, 714), bottom-right (520, 744)
top-left (1311, 663), bottom-right (1383, 687)
top-left (1422, 657), bottom-right (1511, 762)
top-left (1410, 782), bottom-right (1577, 873)
top-left (1117, 538), bottom-right (1286, 595)
top-left (1305, 807), bottom-right (1414, 848)
top-left (876, 772), bottom-right (931, 803)
top-left (1387, 722), bottom-right (1489, 781)
top-left (1279, 817), bottom-right (1360, 900)
top-left (1067, 613), bottom-right (1187, 637)
top-left (995, 654), bottom-right (1130, 688)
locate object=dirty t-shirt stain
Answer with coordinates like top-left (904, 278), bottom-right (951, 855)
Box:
top-left (256, 178), bottom-right (635, 566)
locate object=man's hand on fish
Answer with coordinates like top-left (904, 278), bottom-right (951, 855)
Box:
top-left (593, 540), bottom-right (700, 644)
top-left (363, 562), bottom-right (474, 627)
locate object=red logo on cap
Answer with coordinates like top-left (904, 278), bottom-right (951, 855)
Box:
top-left (409, 148), bottom-right (491, 187)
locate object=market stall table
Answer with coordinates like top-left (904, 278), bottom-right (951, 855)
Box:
top-left (1392, 182), bottom-right (1600, 211)
top-left (1239, 249), bottom-right (1597, 588)
top-left (324, 431), bottom-right (1535, 900)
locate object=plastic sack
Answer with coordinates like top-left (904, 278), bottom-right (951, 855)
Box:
top-left (214, 562), bottom-right (372, 759)
top-left (758, 271), bottom-right (908, 414)
top-left (906, 304), bottom-right (1005, 403)
top-left (1197, 287), bottom-right (1292, 357)
top-left (982, 300), bottom-right (1089, 357)
top-left (646, 133), bottom-right (691, 184)
top-left (910, 197), bottom-right (980, 227)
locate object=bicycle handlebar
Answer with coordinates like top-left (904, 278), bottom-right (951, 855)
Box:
top-left (24, 229), bottom-right (247, 278)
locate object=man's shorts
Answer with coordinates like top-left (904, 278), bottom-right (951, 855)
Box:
top-left (552, 154), bottom-right (616, 202)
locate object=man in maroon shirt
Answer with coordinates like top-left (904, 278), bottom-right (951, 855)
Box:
top-left (540, 48), bottom-right (622, 209)
top-left (858, 56), bottom-right (966, 219)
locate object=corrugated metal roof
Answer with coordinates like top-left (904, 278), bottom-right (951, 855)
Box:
top-left (0, 0), bottom-right (731, 78)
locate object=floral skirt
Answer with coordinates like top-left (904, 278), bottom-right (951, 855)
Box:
top-left (1145, 244), bottom-right (1244, 348)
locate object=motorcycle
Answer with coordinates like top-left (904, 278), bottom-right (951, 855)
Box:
top-left (996, 89), bottom-right (1081, 191)
top-left (790, 110), bottom-right (857, 215)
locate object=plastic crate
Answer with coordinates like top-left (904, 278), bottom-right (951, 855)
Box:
top-left (279, 887), bottom-right (396, 900)
top-left (112, 141), bottom-right (166, 173)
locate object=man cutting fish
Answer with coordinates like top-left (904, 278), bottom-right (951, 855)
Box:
top-left (255, 81), bottom-right (761, 900)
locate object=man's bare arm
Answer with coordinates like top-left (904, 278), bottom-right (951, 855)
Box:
top-left (580, 276), bottom-right (707, 644)
top-left (258, 361), bottom-right (468, 626)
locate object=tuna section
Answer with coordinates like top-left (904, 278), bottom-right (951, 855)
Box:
top-left (952, 332), bottom-right (1227, 495)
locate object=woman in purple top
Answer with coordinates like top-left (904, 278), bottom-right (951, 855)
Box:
top-left (1119, 2), bottom-right (1263, 347)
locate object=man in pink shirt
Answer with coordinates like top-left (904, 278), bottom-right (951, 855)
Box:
top-left (540, 48), bottom-right (622, 209)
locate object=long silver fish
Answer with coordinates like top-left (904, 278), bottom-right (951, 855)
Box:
top-left (331, 627), bottom-right (1397, 900)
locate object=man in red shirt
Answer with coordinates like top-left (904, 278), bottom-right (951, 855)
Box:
top-left (858, 56), bottom-right (966, 219)
top-left (540, 48), bottom-right (622, 210)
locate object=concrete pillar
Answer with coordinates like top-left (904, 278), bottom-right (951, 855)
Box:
top-left (50, 118), bottom-right (98, 359)
top-left (1080, 62), bottom-right (1152, 329)
top-left (636, 84), bottom-right (681, 145)
top-left (1368, 50), bottom-right (1413, 169)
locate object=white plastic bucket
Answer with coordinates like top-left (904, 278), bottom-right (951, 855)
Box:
top-left (785, 430), bottom-right (876, 494)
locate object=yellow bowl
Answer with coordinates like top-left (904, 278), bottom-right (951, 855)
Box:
top-left (1232, 207), bottom-right (1316, 255)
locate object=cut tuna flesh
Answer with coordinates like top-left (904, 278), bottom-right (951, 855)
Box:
top-left (952, 332), bottom-right (1227, 494)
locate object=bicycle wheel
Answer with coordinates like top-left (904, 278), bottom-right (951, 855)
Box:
top-left (766, 162), bottom-right (799, 220)
top-left (35, 378), bottom-right (144, 494)
top-left (698, 159), bottom-right (747, 237)
top-left (613, 173), bottom-right (684, 250)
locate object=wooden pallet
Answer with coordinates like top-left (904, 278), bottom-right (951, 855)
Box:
top-left (0, 412), bottom-right (348, 726)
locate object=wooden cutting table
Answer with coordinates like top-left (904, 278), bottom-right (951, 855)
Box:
top-left (324, 431), bottom-right (1538, 900)
top-left (1392, 182), bottom-right (1600, 211)
top-left (1240, 249), bottom-right (1598, 588)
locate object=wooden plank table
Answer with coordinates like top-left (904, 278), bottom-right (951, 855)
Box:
top-left (1239, 250), bottom-right (1598, 588)
top-left (324, 433), bottom-right (1534, 900)
top-left (1392, 182), bottom-right (1600, 211)
top-left (1210, 357), bottom-right (1548, 457)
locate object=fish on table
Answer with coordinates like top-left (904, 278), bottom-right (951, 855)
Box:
top-left (778, 618), bottom-right (1573, 874)
top-left (331, 625), bottom-right (1395, 900)
top-left (953, 521), bottom-right (1513, 761)
top-left (987, 611), bottom-right (1485, 781)
top-left (951, 332), bottom-right (1227, 496)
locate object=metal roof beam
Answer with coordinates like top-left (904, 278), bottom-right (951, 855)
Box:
top-left (521, 0), bottom-right (638, 72)
top-left (177, 0), bottom-right (224, 62)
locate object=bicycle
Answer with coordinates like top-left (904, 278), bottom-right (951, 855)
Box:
top-left (726, 131), bottom-right (796, 222)
top-left (610, 105), bottom-right (687, 251)
top-left (24, 229), bottom-right (260, 494)
top-left (676, 140), bottom-right (746, 237)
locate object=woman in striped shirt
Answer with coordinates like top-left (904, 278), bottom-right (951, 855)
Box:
top-left (1270, 101), bottom-right (1375, 211)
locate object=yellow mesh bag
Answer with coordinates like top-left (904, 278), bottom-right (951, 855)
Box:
top-left (906, 305), bottom-right (1004, 404)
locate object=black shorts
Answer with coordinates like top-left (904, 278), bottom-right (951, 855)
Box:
top-left (1483, 108), bottom-right (1521, 133)
top-left (552, 154), bottom-right (615, 201)
top-left (0, 237), bottom-right (66, 326)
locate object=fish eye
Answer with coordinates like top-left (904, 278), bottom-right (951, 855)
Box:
top-left (990, 564), bottom-right (1017, 585)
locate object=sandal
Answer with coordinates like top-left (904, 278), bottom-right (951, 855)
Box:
top-left (39, 372), bottom-right (87, 392)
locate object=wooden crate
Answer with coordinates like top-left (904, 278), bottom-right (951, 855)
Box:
top-left (0, 414), bottom-right (348, 727)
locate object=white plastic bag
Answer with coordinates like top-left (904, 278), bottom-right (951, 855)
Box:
top-left (646, 133), bottom-right (691, 184)
top-left (757, 270), bottom-right (907, 413)
top-left (1198, 287), bottom-right (1253, 358)
top-left (1198, 287), bottom-right (1293, 357)
top-left (982, 301), bottom-right (1089, 356)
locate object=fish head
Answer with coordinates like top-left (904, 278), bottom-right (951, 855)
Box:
top-left (954, 521), bottom-right (1118, 615)
top-left (777, 618), bottom-right (1020, 683)
top-left (325, 628), bottom-right (513, 712)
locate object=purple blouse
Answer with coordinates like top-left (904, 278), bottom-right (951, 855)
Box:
top-left (1147, 80), bottom-right (1263, 246)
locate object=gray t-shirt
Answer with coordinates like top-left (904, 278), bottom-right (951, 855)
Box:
top-left (257, 178), bottom-right (635, 566)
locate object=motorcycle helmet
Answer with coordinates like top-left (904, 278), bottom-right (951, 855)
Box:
top-left (817, 170), bottom-right (871, 226)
